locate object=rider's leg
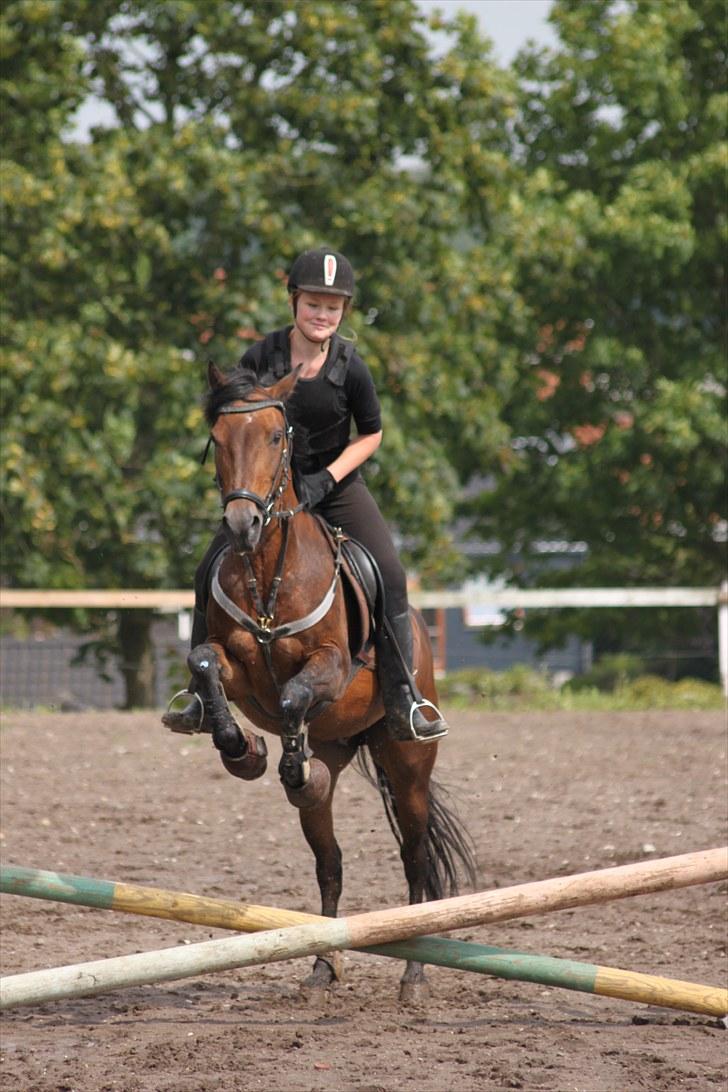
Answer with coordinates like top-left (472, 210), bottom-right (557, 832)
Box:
top-left (318, 479), bottom-right (447, 743)
top-left (162, 526), bottom-right (228, 733)
top-left (377, 608), bottom-right (448, 742)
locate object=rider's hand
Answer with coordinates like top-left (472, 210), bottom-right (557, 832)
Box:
top-left (299, 469), bottom-right (336, 509)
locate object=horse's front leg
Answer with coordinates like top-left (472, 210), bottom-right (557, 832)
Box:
top-left (187, 644), bottom-right (268, 780)
top-left (277, 646), bottom-right (348, 809)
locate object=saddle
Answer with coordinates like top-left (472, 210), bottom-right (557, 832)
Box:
top-left (315, 517), bottom-right (385, 676)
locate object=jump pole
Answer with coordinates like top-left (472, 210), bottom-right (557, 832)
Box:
top-left (2, 849), bottom-right (726, 1013)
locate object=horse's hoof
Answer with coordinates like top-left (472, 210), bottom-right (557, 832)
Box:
top-left (283, 758), bottom-right (331, 809)
top-left (162, 709), bottom-right (202, 735)
top-left (398, 978), bottom-right (430, 1006)
top-left (219, 733), bottom-right (268, 781)
top-left (301, 952), bottom-right (343, 992)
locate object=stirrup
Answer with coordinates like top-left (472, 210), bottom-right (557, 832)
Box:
top-left (408, 699), bottom-right (449, 743)
top-left (162, 690), bottom-right (205, 734)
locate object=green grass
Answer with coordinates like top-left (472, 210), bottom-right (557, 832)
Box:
top-left (437, 666), bottom-right (725, 712)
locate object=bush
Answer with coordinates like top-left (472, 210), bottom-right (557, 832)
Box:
top-left (437, 666), bottom-right (558, 710)
top-left (565, 653), bottom-right (645, 693)
top-left (620, 675), bottom-right (724, 710)
top-left (436, 666), bottom-right (724, 711)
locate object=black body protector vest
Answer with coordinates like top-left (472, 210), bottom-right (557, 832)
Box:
top-left (258, 329), bottom-right (357, 473)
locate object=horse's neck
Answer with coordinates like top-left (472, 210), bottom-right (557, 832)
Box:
top-left (249, 500), bottom-right (320, 587)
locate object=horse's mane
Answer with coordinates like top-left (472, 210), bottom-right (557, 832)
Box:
top-left (204, 366), bottom-right (276, 426)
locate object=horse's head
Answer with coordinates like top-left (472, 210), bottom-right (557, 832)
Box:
top-left (206, 362), bottom-right (301, 553)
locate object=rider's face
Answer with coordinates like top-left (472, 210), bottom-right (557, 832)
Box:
top-left (293, 291), bottom-right (346, 343)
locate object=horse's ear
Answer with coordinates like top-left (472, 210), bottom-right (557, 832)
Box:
top-left (271, 364), bottom-right (303, 403)
top-left (207, 360), bottom-right (227, 389)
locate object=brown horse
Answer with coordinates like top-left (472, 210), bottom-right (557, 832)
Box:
top-left (175, 362), bottom-right (476, 1001)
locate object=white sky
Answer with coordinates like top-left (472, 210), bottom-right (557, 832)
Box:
top-left (416, 0), bottom-right (556, 63)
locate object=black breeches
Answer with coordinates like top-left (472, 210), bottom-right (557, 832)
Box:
top-left (316, 478), bottom-right (409, 619)
top-left (194, 478), bottom-right (408, 620)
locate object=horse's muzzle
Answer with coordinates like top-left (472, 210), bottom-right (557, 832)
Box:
top-left (222, 501), bottom-right (262, 553)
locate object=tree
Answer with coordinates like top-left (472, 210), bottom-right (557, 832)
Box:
top-left (465, 0), bottom-right (727, 671)
top-left (1, 0), bottom-right (519, 703)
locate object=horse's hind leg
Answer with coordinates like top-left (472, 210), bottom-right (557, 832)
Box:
top-left (297, 739), bottom-right (357, 993)
top-left (368, 730), bottom-right (438, 1004)
top-left (187, 644), bottom-right (268, 780)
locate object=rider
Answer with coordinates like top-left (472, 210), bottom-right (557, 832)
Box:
top-left (166, 247), bottom-right (447, 743)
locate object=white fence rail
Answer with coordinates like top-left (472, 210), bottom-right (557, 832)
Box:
top-left (2, 583), bottom-right (726, 693)
top-left (2, 586), bottom-right (723, 610)
top-left (412, 587), bottom-right (721, 609)
top-left (0, 590), bottom-right (196, 609)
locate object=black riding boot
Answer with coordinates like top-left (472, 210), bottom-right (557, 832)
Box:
top-left (377, 610), bottom-right (448, 743)
top-left (162, 608), bottom-right (211, 733)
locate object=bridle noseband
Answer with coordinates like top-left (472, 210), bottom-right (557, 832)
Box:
top-left (209, 399), bottom-right (303, 525)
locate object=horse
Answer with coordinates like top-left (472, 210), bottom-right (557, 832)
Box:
top-left (173, 361), bottom-right (477, 1002)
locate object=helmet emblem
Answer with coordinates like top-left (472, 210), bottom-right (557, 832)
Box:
top-left (323, 253), bottom-right (337, 287)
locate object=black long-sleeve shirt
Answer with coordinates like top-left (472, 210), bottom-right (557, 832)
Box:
top-left (239, 326), bottom-right (382, 479)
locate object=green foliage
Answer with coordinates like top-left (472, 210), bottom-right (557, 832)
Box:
top-left (437, 665), bottom-right (555, 708)
top-left (466, 0), bottom-right (727, 659)
top-left (1, 0), bottom-right (517, 590)
top-left (438, 666), bottom-right (723, 711)
top-left (1, 0), bottom-right (521, 700)
top-left (620, 674), bottom-right (723, 708)
top-left (564, 652), bottom-right (646, 692)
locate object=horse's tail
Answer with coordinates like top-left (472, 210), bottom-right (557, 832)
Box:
top-left (354, 748), bottom-right (478, 900)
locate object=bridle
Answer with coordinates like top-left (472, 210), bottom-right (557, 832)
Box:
top-left (208, 399), bottom-right (304, 525)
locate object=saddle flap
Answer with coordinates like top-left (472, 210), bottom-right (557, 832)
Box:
top-left (340, 537), bottom-right (384, 625)
top-left (315, 518), bottom-right (384, 667)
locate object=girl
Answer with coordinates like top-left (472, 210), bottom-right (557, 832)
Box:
top-left (166, 247), bottom-right (447, 743)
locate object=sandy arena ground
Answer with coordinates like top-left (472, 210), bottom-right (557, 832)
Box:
top-left (0, 708), bottom-right (726, 1091)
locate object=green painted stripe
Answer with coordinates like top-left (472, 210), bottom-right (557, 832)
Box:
top-left (364, 937), bottom-right (599, 993)
top-left (0, 866), bottom-right (116, 911)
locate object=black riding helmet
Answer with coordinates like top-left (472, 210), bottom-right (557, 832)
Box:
top-left (287, 247), bottom-right (355, 299)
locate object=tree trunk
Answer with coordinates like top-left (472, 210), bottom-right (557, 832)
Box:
top-left (117, 610), bottom-right (157, 709)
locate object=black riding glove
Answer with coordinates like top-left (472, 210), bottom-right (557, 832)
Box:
top-left (299, 469), bottom-right (336, 509)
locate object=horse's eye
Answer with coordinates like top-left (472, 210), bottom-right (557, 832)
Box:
top-left (271, 429), bottom-right (284, 446)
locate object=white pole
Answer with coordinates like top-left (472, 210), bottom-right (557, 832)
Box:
top-left (719, 581), bottom-right (728, 697)
top-left (177, 610), bottom-right (192, 643)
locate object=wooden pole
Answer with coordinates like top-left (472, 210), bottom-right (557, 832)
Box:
top-left (1, 850), bottom-right (726, 1012)
top-left (342, 847), bottom-right (728, 948)
top-left (0, 865), bottom-right (318, 932)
